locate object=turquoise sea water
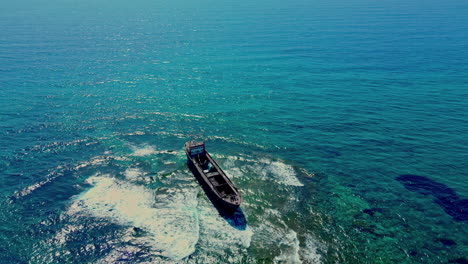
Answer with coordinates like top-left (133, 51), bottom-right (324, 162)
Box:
top-left (1, 0), bottom-right (468, 263)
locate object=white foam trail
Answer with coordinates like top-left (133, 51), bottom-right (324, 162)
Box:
top-left (130, 144), bottom-right (157, 156)
top-left (12, 163), bottom-right (72, 199)
top-left (267, 161), bottom-right (304, 187)
top-left (299, 235), bottom-right (323, 264)
top-left (222, 156), bottom-right (304, 187)
top-left (67, 174), bottom-right (200, 260)
top-left (196, 199), bottom-right (253, 260)
top-left (13, 176), bottom-right (57, 199)
top-left (180, 113), bottom-right (203, 118)
top-left (273, 230), bottom-right (302, 264)
top-left (214, 154), bottom-right (257, 163)
top-left (12, 154), bottom-right (118, 200)
top-left (153, 149), bottom-right (183, 156)
top-left (254, 209), bottom-right (323, 264)
top-left (128, 145), bottom-right (181, 157)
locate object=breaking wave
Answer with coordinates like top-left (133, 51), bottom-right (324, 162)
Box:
top-left (254, 209), bottom-right (323, 264)
top-left (66, 174), bottom-right (200, 260)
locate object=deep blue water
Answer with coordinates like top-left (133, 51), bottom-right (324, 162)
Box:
top-left (1, 0), bottom-right (468, 263)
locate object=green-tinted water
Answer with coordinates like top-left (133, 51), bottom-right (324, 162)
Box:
top-left (1, 0), bottom-right (467, 262)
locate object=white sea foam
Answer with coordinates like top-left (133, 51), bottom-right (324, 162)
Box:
top-left (125, 131), bottom-right (146, 136)
top-left (13, 176), bottom-right (57, 199)
top-left (95, 244), bottom-right (147, 264)
top-left (273, 230), bottom-right (302, 264)
top-left (124, 167), bottom-right (143, 180)
top-left (50, 223), bottom-right (85, 245)
top-left (196, 199), bottom-right (253, 260)
top-left (155, 149), bottom-right (182, 155)
top-left (180, 113), bottom-right (203, 119)
top-left (67, 174), bottom-right (200, 260)
top-left (267, 161), bottom-right (304, 187)
top-left (13, 163), bottom-right (72, 199)
top-left (215, 154), bottom-right (257, 163)
top-left (254, 209), bottom-right (323, 264)
top-left (13, 154), bottom-right (117, 200)
top-left (300, 235), bottom-right (324, 264)
top-left (130, 145), bottom-right (157, 156)
top-left (223, 156), bottom-right (304, 187)
top-left (129, 144), bottom-right (182, 157)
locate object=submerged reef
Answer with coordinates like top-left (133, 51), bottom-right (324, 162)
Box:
top-left (397, 174), bottom-right (468, 221)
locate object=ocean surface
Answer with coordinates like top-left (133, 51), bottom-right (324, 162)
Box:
top-left (1, 0), bottom-right (467, 263)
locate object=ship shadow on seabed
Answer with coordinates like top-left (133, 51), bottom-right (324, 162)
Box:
top-left (187, 161), bottom-right (247, 231)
